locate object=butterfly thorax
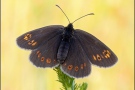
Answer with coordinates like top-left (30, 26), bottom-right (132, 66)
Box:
top-left (63, 23), bottom-right (74, 40)
top-left (57, 23), bottom-right (74, 64)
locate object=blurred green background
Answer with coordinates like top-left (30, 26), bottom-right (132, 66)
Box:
top-left (2, 0), bottom-right (134, 90)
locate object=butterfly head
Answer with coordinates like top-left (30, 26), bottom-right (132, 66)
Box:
top-left (65, 23), bottom-right (74, 32)
top-left (62, 23), bottom-right (74, 40)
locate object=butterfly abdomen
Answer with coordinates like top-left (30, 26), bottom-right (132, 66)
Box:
top-left (57, 41), bottom-right (70, 64)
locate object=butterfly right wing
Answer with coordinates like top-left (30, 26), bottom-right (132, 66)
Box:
top-left (16, 25), bottom-right (64, 50)
top-left (75, 29), bottom-right (118, 67)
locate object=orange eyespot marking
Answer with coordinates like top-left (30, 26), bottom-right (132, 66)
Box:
top-left (28, 40), bottom-right (34, 45)
top-left (93, 55), bottom-right (97, 60)
top-left (103, 50), bottom-right (106, 55)
top-left (24, 36), bottom-right (28, 40)
top-left (37, 53), bottom-right (41, 58)
top-left (36, 51), bottom-right (41, 57)
top-left (105, 53), bottom-right (110, 58)
top-left (107, 50), bottom-right (111, 55)
top-left (97, 54), bottom-right (101, 61)
top-left (31, 42), bottom-right (37, 46)
top-left (41, 57), bottom-right (45, 62)
top-left (37, 51), bottom-right (40, 55)
top-left (46, 58), bottom-right (51, 63)
top-left (103, 50), bottom-right (111, 58)
top-left (24, 34), bottom-right (31, 40)
top-left (28, 40), bottom-right (37, 46)
top-left (75, 66), bottom-right (79, 71)
top-left (84, 63), bottom-right (86, 67)
top-left (68, 65), bottom-right (73, 70)
top-left (81, 64), bottom-right (84, 69)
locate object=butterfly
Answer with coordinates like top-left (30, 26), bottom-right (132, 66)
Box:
top-left (16, 5), bottom-right (118, 78)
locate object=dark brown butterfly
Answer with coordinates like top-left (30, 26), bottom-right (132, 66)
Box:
top-left (16, 5), bottom-right (118, 78)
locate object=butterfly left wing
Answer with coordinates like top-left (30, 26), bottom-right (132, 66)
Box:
top-left (30, 34), bottom-right (62, 68)
top-left (75, 29), bottom-right (118, 67)
top-left (61, 36), bottom-right (91, 78)
top-left (17, 25), bottom-right (64, 50)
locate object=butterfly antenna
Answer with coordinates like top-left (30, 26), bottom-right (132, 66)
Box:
top-left (72, 13), bottom-right (94, 24)
top-left (56, 5), bottom-right (71, 23)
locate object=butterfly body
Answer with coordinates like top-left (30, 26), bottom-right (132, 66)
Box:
top-left (57, 23), bottom-right (74, 64)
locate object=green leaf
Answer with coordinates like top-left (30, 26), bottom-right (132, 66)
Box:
top-left (53, 66), bottom-right (88, 90)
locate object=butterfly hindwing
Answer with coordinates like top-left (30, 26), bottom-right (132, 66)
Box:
top-left (61, 36), bottom-right (91, 78)
top-left (17, 25), bottom-right (64, 50)
top-left (75, 29), bottom-right (118, 67)
top-left (30, 34), bottom-right (63, 68)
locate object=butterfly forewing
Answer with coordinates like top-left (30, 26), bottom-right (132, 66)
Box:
top-left (61, 36), bottom-right (91, 78)
top-left (17, 25), bottom-right (64, 50)
top-left (30, 34), bottom-right (63, 68)
top-left (75, 29), bottom-right (118, 67)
